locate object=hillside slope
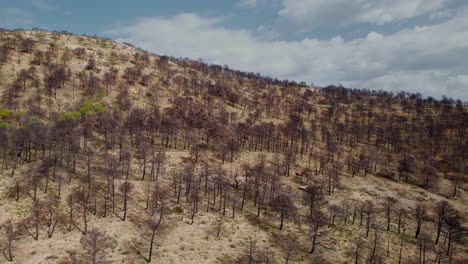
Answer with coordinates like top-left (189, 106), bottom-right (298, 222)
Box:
top-left (0, 30), bottom-right (467, 264)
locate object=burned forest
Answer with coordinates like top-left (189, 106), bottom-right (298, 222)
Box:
top-left (0, 30), bottom-right (466, 264)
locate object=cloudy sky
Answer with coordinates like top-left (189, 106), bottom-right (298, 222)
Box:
top-left (1, 0), bottom-right (467, 99)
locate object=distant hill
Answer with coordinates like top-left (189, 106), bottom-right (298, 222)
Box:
top-left (0, 29), bottom-right (466, 264)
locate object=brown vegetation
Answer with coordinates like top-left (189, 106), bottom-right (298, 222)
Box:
top-left (0, 29), bottom-right (466, 263)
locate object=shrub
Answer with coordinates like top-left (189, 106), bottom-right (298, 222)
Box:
top-left (0, 109), bottom-right (12, 119)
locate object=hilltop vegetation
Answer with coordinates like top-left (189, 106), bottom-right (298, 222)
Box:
top-left (0, 29), bottom-right (466, 263)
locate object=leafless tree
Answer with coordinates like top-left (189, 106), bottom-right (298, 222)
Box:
top-left (1, 220), bottom-right (21, 262)
top-left (44, 194), bottom-right (61, 238)
top-left (384, 196), bottom-right (396, 232)
top-left (308, 207), bottom-right (327, 254)
top-left (364, 201), bottom-right (374, 238)
top-left (434, 200), bottom-right (455, 245)
top-left (269, 193), bottom-right (297, 230)
top-left (414, 204), bottom-right (427, 239)
top-left (119, 181), bottom-right (133, 221)
top-left (28, 199), bottom-right (42, 240)
top-left (80, 228), bottom-right (111, 264)
top-left (146, 203), bottom-right (164, 263)
top-left (75, 189), bottom-right (90, 234)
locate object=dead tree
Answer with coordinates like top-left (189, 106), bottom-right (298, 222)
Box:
top-left (28, 199), bottom-right (42, 240)
top-left (384, 197), bottom-right (396, 232)
top-left (146, 205), bottom-right (164, 263)
top-left (75, 189), bottom-right (90, 234)
top-left (269, 193), bottom-right (297, 230)
top-left (119, 181), bottom-right (133, 221)
top-left (80, 228), bottom-right (111, 264)
top-left (364, 201), bottom-right (374, 238)
top-left (44, 194), bottom-right (60, 238)
top-left (1, 220), bottom-right (21, 262)
top-left (354, 235), bottom-right (361, 264)
top-left (414, 204), bottom-right (427, 239)
top-left (309, 208), bottom-right (327, 254)
top-left (434, 200), bottom-right (455, 245)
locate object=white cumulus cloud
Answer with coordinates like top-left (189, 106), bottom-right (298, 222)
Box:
top-left (108, 10), bottom-right (468, 99)
top-left (239, 0), bottom-right (260, 8)
top-left (279, 0), bottom-right (447, 28)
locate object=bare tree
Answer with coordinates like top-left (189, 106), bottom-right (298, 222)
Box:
top-left (137, 142), bottom-right (150, 181)
top-left (189, 143), bottom-right (205, 163)
top-left (417, 233), bottom-right (429, 264)
top-left (384, 196), bottom-right (396, 232)
top-left (364, 201), bottom-right (374, 238)
top-left (367, 227), bottom-right (380, 263)
top-left (80, 228), bottom-right (111, 264)
top-left (215, 215), bottom-right (224, 238)
top-left (146, 203), bottom-right (164, 263)
top-left (1, 220), bottom-right (21, 262)
top-left (421, 164), bottom-right (438, 188)
top-left (269, 193), bottom-right (297, 230)
top-left (434, 200), bottom-right (455, 245)
top-left (119, 181), bottom-right (133, 221)
top-left (44, 194), bottom-right (61, 238)
top-left (414, 204), bottom-right (427, 239)
top-left (328, 204), bottom-right (341, 228)
top-left (189, 179), bottom-right (200, 225)
top-left (150, 147), bottom-right (166, 181)
top-left (353, 235), bottom-right (361, 264)
top-left (397, 153), bottom-right (417, 183)
top-left (308, 208), bottom-right (327, 254)
top-left (303, 183), bottom-right (324, 220)
top-left (75, 189), bottom-right (90, 234)
top-left (66, 193), bottom-right (75, 232)
top-left (444, 212), bottom-right (462, 256)
top-left (282, 147), bottom-right (296, 176)
top-left (28, 199), bottom-right (42, 240)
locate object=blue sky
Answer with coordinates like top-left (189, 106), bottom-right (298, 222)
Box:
top-left (1, 0), bottom-right (467, 100)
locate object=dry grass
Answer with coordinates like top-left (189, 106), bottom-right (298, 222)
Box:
top-left (0, 31), bottom-right (466, 264)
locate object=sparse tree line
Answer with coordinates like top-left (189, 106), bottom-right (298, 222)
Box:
top-left (0, 30), bottom-right (466, 263)
top-left (0, 149), bottom-right (465, 263)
